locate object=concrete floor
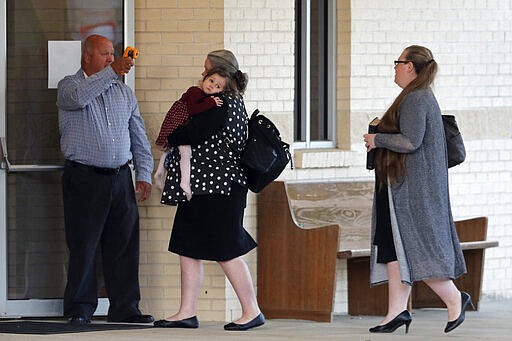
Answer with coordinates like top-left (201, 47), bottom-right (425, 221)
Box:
top-left (1, 297), bottom-right (510, 340)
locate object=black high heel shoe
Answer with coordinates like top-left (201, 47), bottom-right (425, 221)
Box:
top-left (444, 291), bottom-right (475, 333)
top-left (369, 310), bottom-right (412, 334)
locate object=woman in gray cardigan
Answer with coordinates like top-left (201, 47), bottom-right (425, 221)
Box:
top-left (363, 45), bottom-right (472, 334)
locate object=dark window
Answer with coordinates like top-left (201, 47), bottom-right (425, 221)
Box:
top-left (295, 0), bottom-right (336, 148)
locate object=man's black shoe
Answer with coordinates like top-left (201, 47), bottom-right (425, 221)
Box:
top-left (109, 314), bottom-right (154, 323)
top-left (69, 316), bottom-right (91, 325)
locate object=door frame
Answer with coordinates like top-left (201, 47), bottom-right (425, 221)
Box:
top-left (0, 0), bottom-right (135, 317)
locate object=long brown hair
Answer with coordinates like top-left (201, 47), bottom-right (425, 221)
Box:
top-left (375, 45), bottom-right (438, 188)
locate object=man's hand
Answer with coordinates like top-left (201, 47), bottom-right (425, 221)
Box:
top-left (110, 56), bottom-right (134, 76)
top-left (135, 180), bottom-right (152, 202)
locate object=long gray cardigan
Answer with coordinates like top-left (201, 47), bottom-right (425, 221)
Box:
top-left (370, 88), bottom-right (467, 286)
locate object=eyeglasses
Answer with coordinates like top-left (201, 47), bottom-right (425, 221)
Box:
top-left (394, 60), bottom-right (411, 66)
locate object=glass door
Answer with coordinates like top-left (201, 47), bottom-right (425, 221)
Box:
top-left (0, 0), bottom-right (133, 317)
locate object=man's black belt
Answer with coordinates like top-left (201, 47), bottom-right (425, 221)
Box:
top-left (65, 159), bottom-right (130, 175)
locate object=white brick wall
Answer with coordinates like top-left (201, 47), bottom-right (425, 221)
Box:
top-left (450, 140), bottom-right (512, 298)
top-left (222, 0), bottom-right (512, 316)
top-left (350, 0), bottom-right (512, 111)
top-left (224, 0), bottom-right (295, 140)
top-left (223, 0), bottom-right (296, 319)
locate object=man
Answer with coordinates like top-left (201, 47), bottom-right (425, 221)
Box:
top-left (57, 34), bottom-right (154, 324)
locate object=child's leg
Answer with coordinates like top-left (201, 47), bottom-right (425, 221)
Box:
top-left (154, 150), bottom-right (168, 192)
top-left (178, 145), bottom-right (192, 200)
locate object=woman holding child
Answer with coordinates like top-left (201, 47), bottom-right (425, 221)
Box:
top-left (154, 50), bottom-right (265, 331)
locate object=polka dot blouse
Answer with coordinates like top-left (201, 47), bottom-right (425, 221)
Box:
top-left (161, 94), bottom-right (248, 204)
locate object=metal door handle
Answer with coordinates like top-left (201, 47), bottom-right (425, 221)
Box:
top-left (0, 137), bottom-right (64, 172)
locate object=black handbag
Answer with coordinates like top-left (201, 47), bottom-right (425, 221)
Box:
top-left (241, 109), bottom-right (293, 193)
top-left (442, 115), bottom-right (466, 168)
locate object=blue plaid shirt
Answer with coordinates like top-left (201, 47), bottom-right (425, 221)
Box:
top-left (57, 66), bottom-right (153, 183)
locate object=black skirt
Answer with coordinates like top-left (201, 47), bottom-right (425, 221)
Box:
top-left (373, 174), bottom-right (397, 264)
top-left (168, 182), bottom-right (257, 261)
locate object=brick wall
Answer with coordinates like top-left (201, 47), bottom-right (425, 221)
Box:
top-left (222, 0), bottom-right (297, 320)
top-left (134, 0), bottom-right (228, 321)
top-left (136, 0), bottom-right (512, 320)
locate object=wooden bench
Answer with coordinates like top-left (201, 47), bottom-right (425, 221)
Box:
top-left (256, 180), bottom-right (499, 322)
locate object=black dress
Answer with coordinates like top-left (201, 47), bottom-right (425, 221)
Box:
top-left (373, 173), bottom-right (397, 264)
top-left (169, 182), bottom-right (256, 261)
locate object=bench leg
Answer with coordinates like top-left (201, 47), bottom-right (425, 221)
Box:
top-left (347, 257), bottom-right (388, 316)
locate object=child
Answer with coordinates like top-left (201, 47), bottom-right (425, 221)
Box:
top-left (155, 68), bottom-right (230, 200)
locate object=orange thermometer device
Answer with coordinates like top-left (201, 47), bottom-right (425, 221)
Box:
top-left (121, 46), bottom-right (139, 75)
top-left (123, 46), bottom-right (139, 59)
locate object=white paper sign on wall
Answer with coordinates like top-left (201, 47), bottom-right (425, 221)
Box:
top-left (48, 40), bottom-right (81, 89)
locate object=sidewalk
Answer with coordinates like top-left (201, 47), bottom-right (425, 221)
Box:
top-left (2, 297), bottom-right (510, 340)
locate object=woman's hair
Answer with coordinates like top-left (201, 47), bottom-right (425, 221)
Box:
top-left (207, 50), bottom-right (239, 71)
top-left (202, 67), bottom-right (248, 96)
top-left (207, 50), bottom-right (248, 95)
top-left (375, 45), bottom-right (438, 188)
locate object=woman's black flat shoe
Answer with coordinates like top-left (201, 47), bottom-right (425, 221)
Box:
top-left (153, 316), bottom-right (199, 328)
top-left (369, 310), bottom-right (412, 334)
top-left (444, 291), bottom-right (474, 333)
top-left (224, 313), bottom-right (265, 331)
